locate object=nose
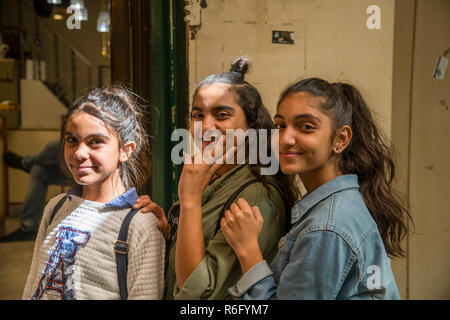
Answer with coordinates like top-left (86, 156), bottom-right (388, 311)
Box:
top-left (279, 127), bottom-right (296, 148)
top-left (73, 143), bottom-right (89, 161)
top-left (201, 114), bottom-right (217, 134)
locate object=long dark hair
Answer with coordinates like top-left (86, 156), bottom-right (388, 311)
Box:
top-left (193, 57), bottom-right (300, 228)
top-left (277, 77), bottom-right (413, 257)
top-left (60, 85), bottom-right (150, 191)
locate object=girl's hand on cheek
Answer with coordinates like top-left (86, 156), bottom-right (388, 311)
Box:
top-left (178, 137), bottom-right (235, 206)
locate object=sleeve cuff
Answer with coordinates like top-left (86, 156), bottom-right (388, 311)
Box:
top-left (173, 256), bottom-right (210, 300)
top-left (229, 260), bottom-right (273, 298)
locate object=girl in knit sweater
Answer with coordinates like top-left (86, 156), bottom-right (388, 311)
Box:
top-left (23, 86), bottom-right (165, 300)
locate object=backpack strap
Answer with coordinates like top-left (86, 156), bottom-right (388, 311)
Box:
top-left (48, 195), bottom-right (68, 226)
top-left (214, 179), bottom-right (286, 235)
top-left (114, 208), bottom-right (140, 300)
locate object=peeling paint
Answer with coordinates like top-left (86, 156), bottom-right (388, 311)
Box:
top-left (439, 99), bottom-right (448, 110)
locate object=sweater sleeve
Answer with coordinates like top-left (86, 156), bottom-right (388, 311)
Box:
top-left (126, 211), bottom-right (166, 300)
top-left (22, 194), bottom-right (66, 299)
top-left (173, 183), bottom-right (285, 300)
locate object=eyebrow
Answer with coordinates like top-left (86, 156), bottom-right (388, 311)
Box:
top-left (191, 105), bottom-right (236, 114)
top-left (274, 113), bottom-right (321, 123)
top-left (65, 132), bottom-right (111, 140)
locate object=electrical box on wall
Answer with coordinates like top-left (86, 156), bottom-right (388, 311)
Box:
top-left (272, 30), bottom-right (294, 44)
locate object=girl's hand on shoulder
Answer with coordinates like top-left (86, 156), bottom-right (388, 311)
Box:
top-left (133, 195), bottom-right (171, 240)
top-left (220, 198), bottom-right (264, 257)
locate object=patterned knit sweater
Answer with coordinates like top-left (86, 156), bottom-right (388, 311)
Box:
top-left (23, 190), bottom-right (165, 300)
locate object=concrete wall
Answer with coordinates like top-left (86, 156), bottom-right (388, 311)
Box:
top-left (188, 0), bottom-right (395, 137)
top-left (406, 0), bottom-right (450, 299)
top-left (20, 79), bottom-right (67, 129)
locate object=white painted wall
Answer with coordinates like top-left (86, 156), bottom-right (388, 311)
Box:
top-left (20, 80), bottom-right (67, 129)
top-left (188, 0), bottom-right (394, 138)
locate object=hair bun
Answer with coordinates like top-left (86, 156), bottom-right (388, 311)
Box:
top-left (229, 57), bottom-right (250, 80)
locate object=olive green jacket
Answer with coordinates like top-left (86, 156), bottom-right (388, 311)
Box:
top-left (164, 164), bottom-right (286, 300)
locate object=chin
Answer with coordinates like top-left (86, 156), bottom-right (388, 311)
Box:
top-left (73, 177), bottom-right (93, 186)
top-left (280, 164), bottom-right (302, 175)
top-left (279, 159), bottom-right (302, 174)
top-left (71, 173), bottom-right (95, 185)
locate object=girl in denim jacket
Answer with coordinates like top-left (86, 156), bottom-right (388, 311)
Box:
top-left (221, 78), bottom-right (412, 299)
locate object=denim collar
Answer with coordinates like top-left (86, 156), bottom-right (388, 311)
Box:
top-left (291, 174), bottom-right (359, 224)
top-left (67, 187), bottom-right (139, 208)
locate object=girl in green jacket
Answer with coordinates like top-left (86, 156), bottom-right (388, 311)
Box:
top-left (136, 57), bottom-right (299, 299)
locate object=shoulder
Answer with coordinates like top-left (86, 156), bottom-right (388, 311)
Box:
top-left (42, 193), bottom-right (69, 221)
top-left (130, 209), bottom-right (159, 228)
top-left (328, 188), bottom-right (378, 235)
top-left (238, 178), bottom-right (284, 205)
top-left (238, 180), bottom-right (285, 216)
top-left (128, 209), bottom-right (161, 239)
top-left (300, 188), bottom-right (372, 229)
top-left (46, 193), bottom-right (68, 210)
top-left (298, 188), bottom-right (379, 255)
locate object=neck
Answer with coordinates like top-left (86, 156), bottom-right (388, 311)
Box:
top-left (300, 163), bottom-right (341, 194)
top-left (81, 173), bottom-right (126, 204)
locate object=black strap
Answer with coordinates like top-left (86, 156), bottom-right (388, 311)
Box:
top-left (114, 208), bottom-right (139, 300)
top-left (214, 179), bottom-right (286, 234)
top-left (48, 195), bottom-right (68, 226)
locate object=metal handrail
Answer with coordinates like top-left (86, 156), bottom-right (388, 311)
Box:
top-left (21, 1), bottom-right (93, 68)
top-left (19, 1), bottom-right (93, 103)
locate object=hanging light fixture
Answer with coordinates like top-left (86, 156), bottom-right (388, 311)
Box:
top-left (96, 11), bottom-right (110, 33)
top-left (68, 0), bottom-right (88, 21)
top-left (47, 0), bottom-right (62, 4)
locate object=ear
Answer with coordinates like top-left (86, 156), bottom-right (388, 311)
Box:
top-left (332, 125), bottom-right (352, 154)
top-left (119, 141), bottom-right (137, 163)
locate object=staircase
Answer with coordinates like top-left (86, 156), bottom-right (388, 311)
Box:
top-left (19, 1), bottom-right (93, 113)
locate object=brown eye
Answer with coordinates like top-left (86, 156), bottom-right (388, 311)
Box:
top-left (302, 124), bottom-right (314, 130)
top-left (216, 112), bottom-right (231, 119)
top-left (191, 113), bottom-right (202, 119)
top-left (65, 136), bottom-right (77, 144)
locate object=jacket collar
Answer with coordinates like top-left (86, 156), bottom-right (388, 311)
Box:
top-left (67, 187), bottom-right (139, 208)
top-left (291, 174), bottom-right (359, 224)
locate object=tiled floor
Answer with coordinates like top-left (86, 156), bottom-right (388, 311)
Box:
top-left (0, 213), bottom-right (35, 300)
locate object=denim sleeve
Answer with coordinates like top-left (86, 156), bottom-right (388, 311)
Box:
top-left (230, 230), bottom-right (357, 300)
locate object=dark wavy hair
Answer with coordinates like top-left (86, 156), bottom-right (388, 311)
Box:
top-left (193, 57), bottom-right (301, 229)
top-left (60, 85), bottom-right (150, 191)
top-left (277, 77), bottom-right (413, 257)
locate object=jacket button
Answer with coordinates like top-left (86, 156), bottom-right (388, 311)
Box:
top-left (278, 238), bottom-right (286, 248)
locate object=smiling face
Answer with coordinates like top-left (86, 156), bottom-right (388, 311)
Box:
top-left (191, 83), bottom-right (249, 150)
top-left (275, 92), bottom-right (340, 187)
top-left (64, 111), bottom-right (128, 188)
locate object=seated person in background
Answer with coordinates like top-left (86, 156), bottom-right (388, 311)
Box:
top-left (0, 139), bottom-right (69, 242)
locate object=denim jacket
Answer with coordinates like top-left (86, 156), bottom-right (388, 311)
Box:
top-left (229, 174), bottom-right (400, 300)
